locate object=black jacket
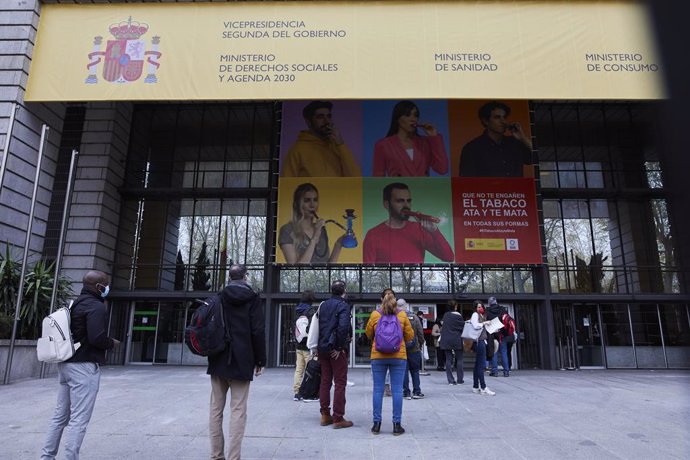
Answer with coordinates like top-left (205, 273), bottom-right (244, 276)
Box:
top-left (207, 280), bottom-right (266, 381)
top-left (68, 288), bottom-right (115, 365)
top-left (439, 311), bottom-right (464, 350)
top-left (317, 295), bottom-right (352, 353)
top-left (486, 304), bottom-right (506, 321)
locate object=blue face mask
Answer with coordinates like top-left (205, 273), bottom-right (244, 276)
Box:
top-left (100, 285), bottom-right (110, 298)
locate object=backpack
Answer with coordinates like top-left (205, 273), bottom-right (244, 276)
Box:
top-left (298, 356), bottom-right (321, 399)
top-left (374, 309), bottom-right (403, 354)
top-left (294, 306), bottom-right (316, 346)
top-left (501, 312), bottom-right (516, 337)
top-left (184, 295), bottom-right (231, 357)
top-left (36, 300), bottom-right (81, 363)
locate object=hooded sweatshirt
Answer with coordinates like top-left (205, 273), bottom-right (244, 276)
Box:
top-left (282, 130), bottom-right (361, 177)
top-left (207, 280), bottom-right (266, 380)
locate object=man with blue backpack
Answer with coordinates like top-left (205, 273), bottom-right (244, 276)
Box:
top-left (316, 280), bottom-right (353, 429)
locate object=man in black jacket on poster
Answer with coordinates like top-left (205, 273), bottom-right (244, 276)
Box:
top-left (42, 270), bottom-right (120, 460)
top-left (207, 264), bottom-right (266, 460)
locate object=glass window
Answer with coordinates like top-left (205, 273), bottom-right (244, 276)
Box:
top-left (659, 304), bottom-right (690, 368)
top-left (601, 304), bottom-right (635, 368)
top-left (629, 304), bottom-right (665, 368)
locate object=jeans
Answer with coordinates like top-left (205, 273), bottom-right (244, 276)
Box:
top-left (209, 376), bottom-right (251, 460)
top-left (473, 340), bottom-right (487, 390)
top-left (491, 339), bottom-right (509, 375)
top-left (41, 362), bottom-right (101, 460)
top-left (445, 348), bottom-right (464, 383)
top-left (318, 350), bottom-right (349, 422)
top-left (403, 351), bottom-right (422, 395)
top-left (371, 359), bottom-right (406, 423)
top-left (293, 349), bottom-right (310, 394)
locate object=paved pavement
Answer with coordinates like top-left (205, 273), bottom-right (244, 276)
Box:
top-left (1, 366), bottom-right (689, 460)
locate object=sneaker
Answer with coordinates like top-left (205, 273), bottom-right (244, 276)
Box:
top-left (489, 371), bottom-right (499, 377)
top-left (403, 392), bottom-right (412, 400)
top-left (302, 397), bottom-right (319, 403)
top-left (347, 380), bottom-right (355, 387)
top-left (503, 372), bottom-right (510, 377)
top-left (480, 387), bottom-right (496, 396)
top-left (448, 381), bottom-right (457, 385)
top-left (412, 393), bottom-right (425, 399)
top-left (458, 380), bottom-right (464, 384)
top-left (293, 394), bottom-right (301, 401)
top-left (472, 387), bottom-right (481, 394)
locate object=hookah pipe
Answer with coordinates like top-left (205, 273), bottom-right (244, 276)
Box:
top-left (313, 209), bottom-right (358, 248)
top-left (401, 209), bottom-right (441, 223)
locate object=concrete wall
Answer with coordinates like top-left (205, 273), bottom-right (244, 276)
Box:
top-left (61, 102), bottom-right (132, 290)
top-left (0, 340), bottom-right (57, 383)
top-left (0, 0), bottom-right (67, 263)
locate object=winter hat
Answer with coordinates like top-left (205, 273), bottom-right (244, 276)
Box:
top-left (396, 298), bottom-right (409, 310)
top-left (488, 296), bottom-right (498, 306)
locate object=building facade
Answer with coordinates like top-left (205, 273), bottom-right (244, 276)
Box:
top-left (1, 1), bottom-right (688, 372)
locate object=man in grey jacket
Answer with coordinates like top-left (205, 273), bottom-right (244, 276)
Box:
top-left (399, 298), bottom-right (425, 399)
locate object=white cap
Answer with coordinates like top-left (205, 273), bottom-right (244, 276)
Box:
top-left (396, 298), bottom-right (409, 309)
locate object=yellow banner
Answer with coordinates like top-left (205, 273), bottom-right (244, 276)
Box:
top-left (25, 1), bottom-right (664, 101)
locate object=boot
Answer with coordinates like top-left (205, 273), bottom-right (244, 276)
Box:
top-left (333, 418), bottom-right (353, 429)
top-left (320, 410), bottom-right (333, 426)
top-left (393, 422), bottom-right (405, 436)
top-left (371, 421), bottom-right (381, 434)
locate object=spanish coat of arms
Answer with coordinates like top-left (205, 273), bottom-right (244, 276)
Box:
top-left (86, 17), bottom-right (162, 84)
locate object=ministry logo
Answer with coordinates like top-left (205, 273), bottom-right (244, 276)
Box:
top-left (85, 16), bottom-right (162, 84)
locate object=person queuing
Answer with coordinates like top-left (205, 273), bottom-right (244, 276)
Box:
top-left (399, 298), bottom-right (425, 399)
top-left (292, 290), bottom-right (317, 401)
top-left (316, 280), bottom-right (354, 429)
top-left (432, 318), bottom-right (445, 371)
top-left (439, 300), bottom-right (465, 385)
top-left (470, 300), bottom-right (496, 396)
top-left (365, 290), bottom-right (414, 436)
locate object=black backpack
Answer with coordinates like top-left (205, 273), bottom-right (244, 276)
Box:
top-left (298, 356), bottom-right (321, 399)
top-left (185, 295), bottom-right (231, 357)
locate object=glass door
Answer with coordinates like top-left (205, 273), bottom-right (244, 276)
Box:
top-left (352, 304), bottom-right (375, 367)
top-left (574, 304), bottom-right (604, 367)
top-left (129, 302), bottom-right (159, 363)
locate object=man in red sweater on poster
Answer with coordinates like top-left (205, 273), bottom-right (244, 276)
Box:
top-left (363, 182), bottom-right (454, 264)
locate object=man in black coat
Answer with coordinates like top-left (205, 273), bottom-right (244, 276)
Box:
top-left (317, 280), bottom-right (353, 429)
top-left (486, 296), bottom-right (509, 377)
top-left (208, 264), bottom-right (266, 460)
top-left (42, 270), bottom-right (120, 460)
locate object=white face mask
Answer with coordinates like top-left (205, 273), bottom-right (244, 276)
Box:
top-left (99, 284), bottom-right (110, 298)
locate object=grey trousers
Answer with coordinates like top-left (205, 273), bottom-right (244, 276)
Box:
top-left (209, 375), bottom-right (251, 460)
top-left (41, 362), bottom-right (101, 460)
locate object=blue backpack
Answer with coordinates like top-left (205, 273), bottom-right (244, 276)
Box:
top-left (374, 309), bottom-right (403, 353)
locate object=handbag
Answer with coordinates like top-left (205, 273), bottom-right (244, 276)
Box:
top-left (461, 322), bottom-right (482, 341)
top-left (422, 342), bottom-right (430, 360)
top-left (306, 302), bottom-right (322, 351)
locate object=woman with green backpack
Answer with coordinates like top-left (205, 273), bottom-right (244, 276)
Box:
top-left (365, 289), bottom-right (414, 436)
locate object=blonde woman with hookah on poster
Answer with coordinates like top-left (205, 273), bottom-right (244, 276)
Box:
top-left (279, 182), bottom-right (347, 264)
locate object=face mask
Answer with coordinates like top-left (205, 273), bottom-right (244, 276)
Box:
top-left (100, 284), bottom-right (110, 298)
top-left (477, 306), bottom-right (485, 315)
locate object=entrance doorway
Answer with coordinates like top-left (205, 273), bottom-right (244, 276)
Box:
top-left (128, 301), bottom-right (204, 365)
